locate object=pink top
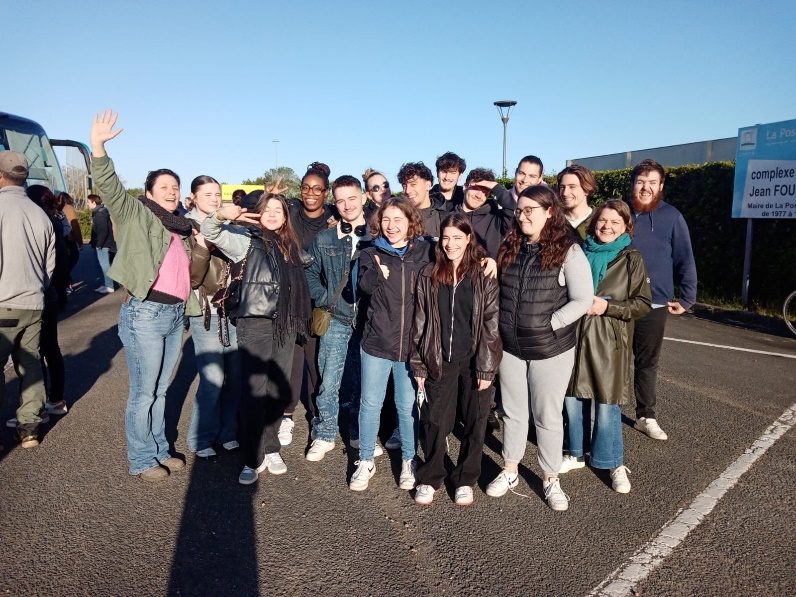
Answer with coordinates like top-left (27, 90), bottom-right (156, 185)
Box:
top-left (151, 233), bottom-right (191, 301)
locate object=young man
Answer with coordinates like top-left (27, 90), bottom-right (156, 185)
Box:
top-left (431, 151), bottom-right (466, 204)
top-left (0, 151), bottom-right (55, 449)
top-left (557, 165), bottom-right (597, 240)
top-left (304, 175), bottom-right (381, 461)
top-left (627, 159), bottom-right (697, 440)
top-left (87, 193), bottom-right (117, 293)
top-left (511, 155), bottom-right (545, 205)
top-left (398, 161), bottom-right (449, 238)
top-left (454, 168), bottom-right (514, 259)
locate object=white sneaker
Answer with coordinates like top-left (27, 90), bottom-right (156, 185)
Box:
top-left (543, 477), bottom-right (569, 511)
top-left (305, 439), bottom-right (335, 462)
top-left (399, 458), bottom-right (417, 490)
top-left (486, 470), bottom-right (519, 497)
top-left (278, 417), bottom-right (295, 446)
top-left (384, 428), bottom-right (401, 450)
top-left (414, 484), bottom-right (435, 505)
top-left (45, 400), bottom-right (68, 415)
top-left (610, 466), bottom-right (632, 494)
top-left (238, 466), bottom-right (258, 485)
top-left (195, 447), bottom-right (217, 459)
top-left (349, 460), bottom-right (375, 491)
top-left (455, 486), bottom-right (474, 506)
top-left (6, 413), bottom-right (50, 428)
top-left (222, 440), bottom-right (239, 451)
top-left (559, 455), bottom-right (586, 474)
top-left (258, 452), bottom-right (287, 475)
top-left (635, 417), bottom-right (668, 440)
top-left (94, 286), bottom-right (112, 294)
top-left (349, 438), bottom-right (384, 457)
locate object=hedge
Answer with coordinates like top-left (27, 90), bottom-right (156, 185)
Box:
top-left (535, 162), bottom-right (795, 310)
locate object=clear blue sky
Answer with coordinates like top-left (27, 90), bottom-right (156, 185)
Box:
top-left (5, 0), bottom-right (795, 190)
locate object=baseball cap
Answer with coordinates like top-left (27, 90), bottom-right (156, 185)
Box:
top-left (0, 150), bottom-right (29, 178)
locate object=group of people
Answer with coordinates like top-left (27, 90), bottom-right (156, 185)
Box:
top-left (0, 109), bottom-right (697, 512)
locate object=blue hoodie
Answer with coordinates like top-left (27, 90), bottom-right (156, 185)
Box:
top-left (629, 200), bottom-right (697, 310)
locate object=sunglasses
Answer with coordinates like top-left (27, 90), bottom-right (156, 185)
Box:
top-left (369, 181), bottom-right (390, 193)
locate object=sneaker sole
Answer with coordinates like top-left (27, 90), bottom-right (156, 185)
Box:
top-left (548, 502), bottom-right (569, 511)
top-left (278, 437), bottom-right (293, 447)
top-left (238, 476), bottom-right (258, 485)
top-left (268, 466), bottom-right (288, 475)
top-left (559, 462), bottom-right (587, 474)
top-left (399, 479), bottom-right (416, 490)
top-left (486, 479), bottom-right (518, 498)
top-left (20, 439), bottom-right (39, 449)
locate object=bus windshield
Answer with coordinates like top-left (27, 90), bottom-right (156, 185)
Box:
top-left (0, 115), bottom-right (68, 193)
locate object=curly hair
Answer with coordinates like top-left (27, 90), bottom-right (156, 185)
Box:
top-left (588, 199), bottom-right (635, 238)
top-left (302, 161), bottom-right (331, 188)
top-left (498, 185), bottom-right (576, 271)
top-left (370, 196), bottom-right (424, 240)
top-left (435, 152), bottom-right (466, 174)
top-left (254, 193), bottom-right (302, 262)
top-left (397, 162), bottom-right (433, 185)
top-left (465, 167), bottom-right (496, 185)
top-left (431, 213), bottom-right (485, 287)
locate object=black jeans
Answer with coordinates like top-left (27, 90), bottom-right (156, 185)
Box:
top-left (236, 318), bottom-right (295, 468)
top-left (416, 358), bottom-right (492, 489)
top-left (288, 334), bottom-right (319, 418)
top-left (633, 307), bottom-right (668, 419)
top-left (40, 296), bottom-right (64, 403)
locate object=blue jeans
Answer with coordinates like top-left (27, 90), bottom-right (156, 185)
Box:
top-left (118, 297), bottom-right (185, 475)
top-left (96, 247), bottom-right (114, 288)
top-left (313, 318), bottom-right (360, 442)
top-left (564, 396), bottom-right (623, 469)
top-left (358, 348), bottom-right (417, 461)
top-left (187, 314), bottom-right (241, 451)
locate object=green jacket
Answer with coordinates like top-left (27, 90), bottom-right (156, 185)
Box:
top-left (92, 155), bottom-right (200, 316)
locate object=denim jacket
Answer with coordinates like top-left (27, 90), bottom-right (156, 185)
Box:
top-left (306, 226), bottom-right (372, 325)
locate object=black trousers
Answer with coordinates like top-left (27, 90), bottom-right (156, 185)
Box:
top-left (40, 296), bottom-right (64, 403)
top-left (416, 358), bottom-right (491, 489)
top-left (288, 334), bottom-right (319, 417)
top-left (236, 318), bottom-right (295, 468)
top-left (633, 307), bottom-right (668, 419)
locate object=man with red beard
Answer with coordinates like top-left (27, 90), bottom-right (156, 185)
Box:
top-left (627, 159), bottom-right (697, 441)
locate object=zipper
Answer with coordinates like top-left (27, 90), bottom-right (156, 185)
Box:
top-left (398, 257), bottom-right (406, 361)
top-left (448, 278), bottom-right (461, 361)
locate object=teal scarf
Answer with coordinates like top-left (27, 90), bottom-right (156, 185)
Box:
top-left (583, 233), bottom-right (631, 291)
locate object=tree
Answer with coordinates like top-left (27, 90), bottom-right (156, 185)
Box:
top-left (243, 166), bottom-right (301, 197)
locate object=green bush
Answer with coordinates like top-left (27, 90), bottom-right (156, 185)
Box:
top-left (77, 208), bottom-right (92, 242)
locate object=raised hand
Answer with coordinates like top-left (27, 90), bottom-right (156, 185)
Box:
top-left (216, 204), bottom-right (259, 224)
top-left (90, 110), bottom-right (124, 157)
top-left (374, 254), bottom-right (390, 279)
top-left (265, 175), bottom-right (288, 195)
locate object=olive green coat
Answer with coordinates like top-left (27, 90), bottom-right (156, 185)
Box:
top-left (567, 248), bottom-right (652, 404)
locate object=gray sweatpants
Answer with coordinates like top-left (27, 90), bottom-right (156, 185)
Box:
top-left (499, 348), bottom-right (575, 476)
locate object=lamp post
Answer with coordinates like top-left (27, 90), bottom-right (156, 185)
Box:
top-left (272, 139), bottom-right (279, 171)
top-left (493, 100), bottom-right (517, 177)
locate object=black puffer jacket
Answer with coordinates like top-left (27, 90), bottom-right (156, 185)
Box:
top-left (359, 238), bottom-right (433, 361)
top-left (410, 264), bottom-right (501, 382)
top-left (233, 234), bottom-right (280, 320)
top-left (499, 243), bottom-right (577, 360)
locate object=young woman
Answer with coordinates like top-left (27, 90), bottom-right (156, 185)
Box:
top-left (487, 185), bottom-right (593, 511)
top-left (410, 213), bottom-right (501, 506)
top-left (201, 193), bottom-right (311, 485)
top-left (562, 200), bottom-right (652, 493)
top-left (185, 176), bottom-right (241, 459)
top-left (90, 110), bottom-right (198, 482)
top-left (351, 197), bottom-right (433, 492)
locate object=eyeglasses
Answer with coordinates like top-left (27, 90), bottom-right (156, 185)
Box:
top-left (369, 182), bottom-right (390, 193)
top-left (300, 185), bottom-right (326, 195)
top-left (514, 205), bottom-right (545, 218)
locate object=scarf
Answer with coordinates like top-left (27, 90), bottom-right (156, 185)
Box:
top-left (263, 230), bottom-right (312, 345)
top-left (582, 233), bottom-right (632, 291)
top-left (374, 235), bottom-right (409, 257)
top-left (138, 197), bottom-right (193, 234)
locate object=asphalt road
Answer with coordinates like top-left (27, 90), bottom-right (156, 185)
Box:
top-left (1, 253), bottom-right (794, 596)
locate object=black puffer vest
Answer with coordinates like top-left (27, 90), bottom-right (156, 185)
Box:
top-left (233, 234), bottom-right (280, 319)
top-left (499, 243), bottom-right (577, 360)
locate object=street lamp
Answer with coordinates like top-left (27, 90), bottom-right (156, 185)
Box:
top-left (493, 100), bottom-right (517, 177)
top-left (272, 139), bottom-right (279, 171)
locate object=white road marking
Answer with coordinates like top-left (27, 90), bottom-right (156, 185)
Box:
top-left (664, 337), bottom-right (796, 359)
top-left (589, 402), bottom-right (796, 597)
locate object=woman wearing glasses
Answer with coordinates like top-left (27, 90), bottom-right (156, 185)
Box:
top-left (486, 185), bottom-right (592, 511)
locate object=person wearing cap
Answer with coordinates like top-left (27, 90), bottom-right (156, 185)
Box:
top-left (0, 150), bottom-right (55, 449)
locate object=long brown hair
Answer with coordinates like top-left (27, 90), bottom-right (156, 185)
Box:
top-left (255, 193), bottom-right (302, 262)
top-left (498, 185), bottom-right (576, 271)
top-left (431, 213), bottom-right (485, 287)
top-left (370, 196), bottom-right (424, 240)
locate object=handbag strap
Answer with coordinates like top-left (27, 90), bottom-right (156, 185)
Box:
top-left (327, 247), bottom-right (360, 311)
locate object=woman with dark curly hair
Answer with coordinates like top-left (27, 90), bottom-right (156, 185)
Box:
top-left (486, 185), bottom-right (593, 511)
top-left (350, 197), bottom-right (433, 492)
top-left (201, 192), bottom-right (312, 485)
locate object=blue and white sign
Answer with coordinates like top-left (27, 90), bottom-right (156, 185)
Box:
top-left (732, 118), bottom-right (796, 218)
